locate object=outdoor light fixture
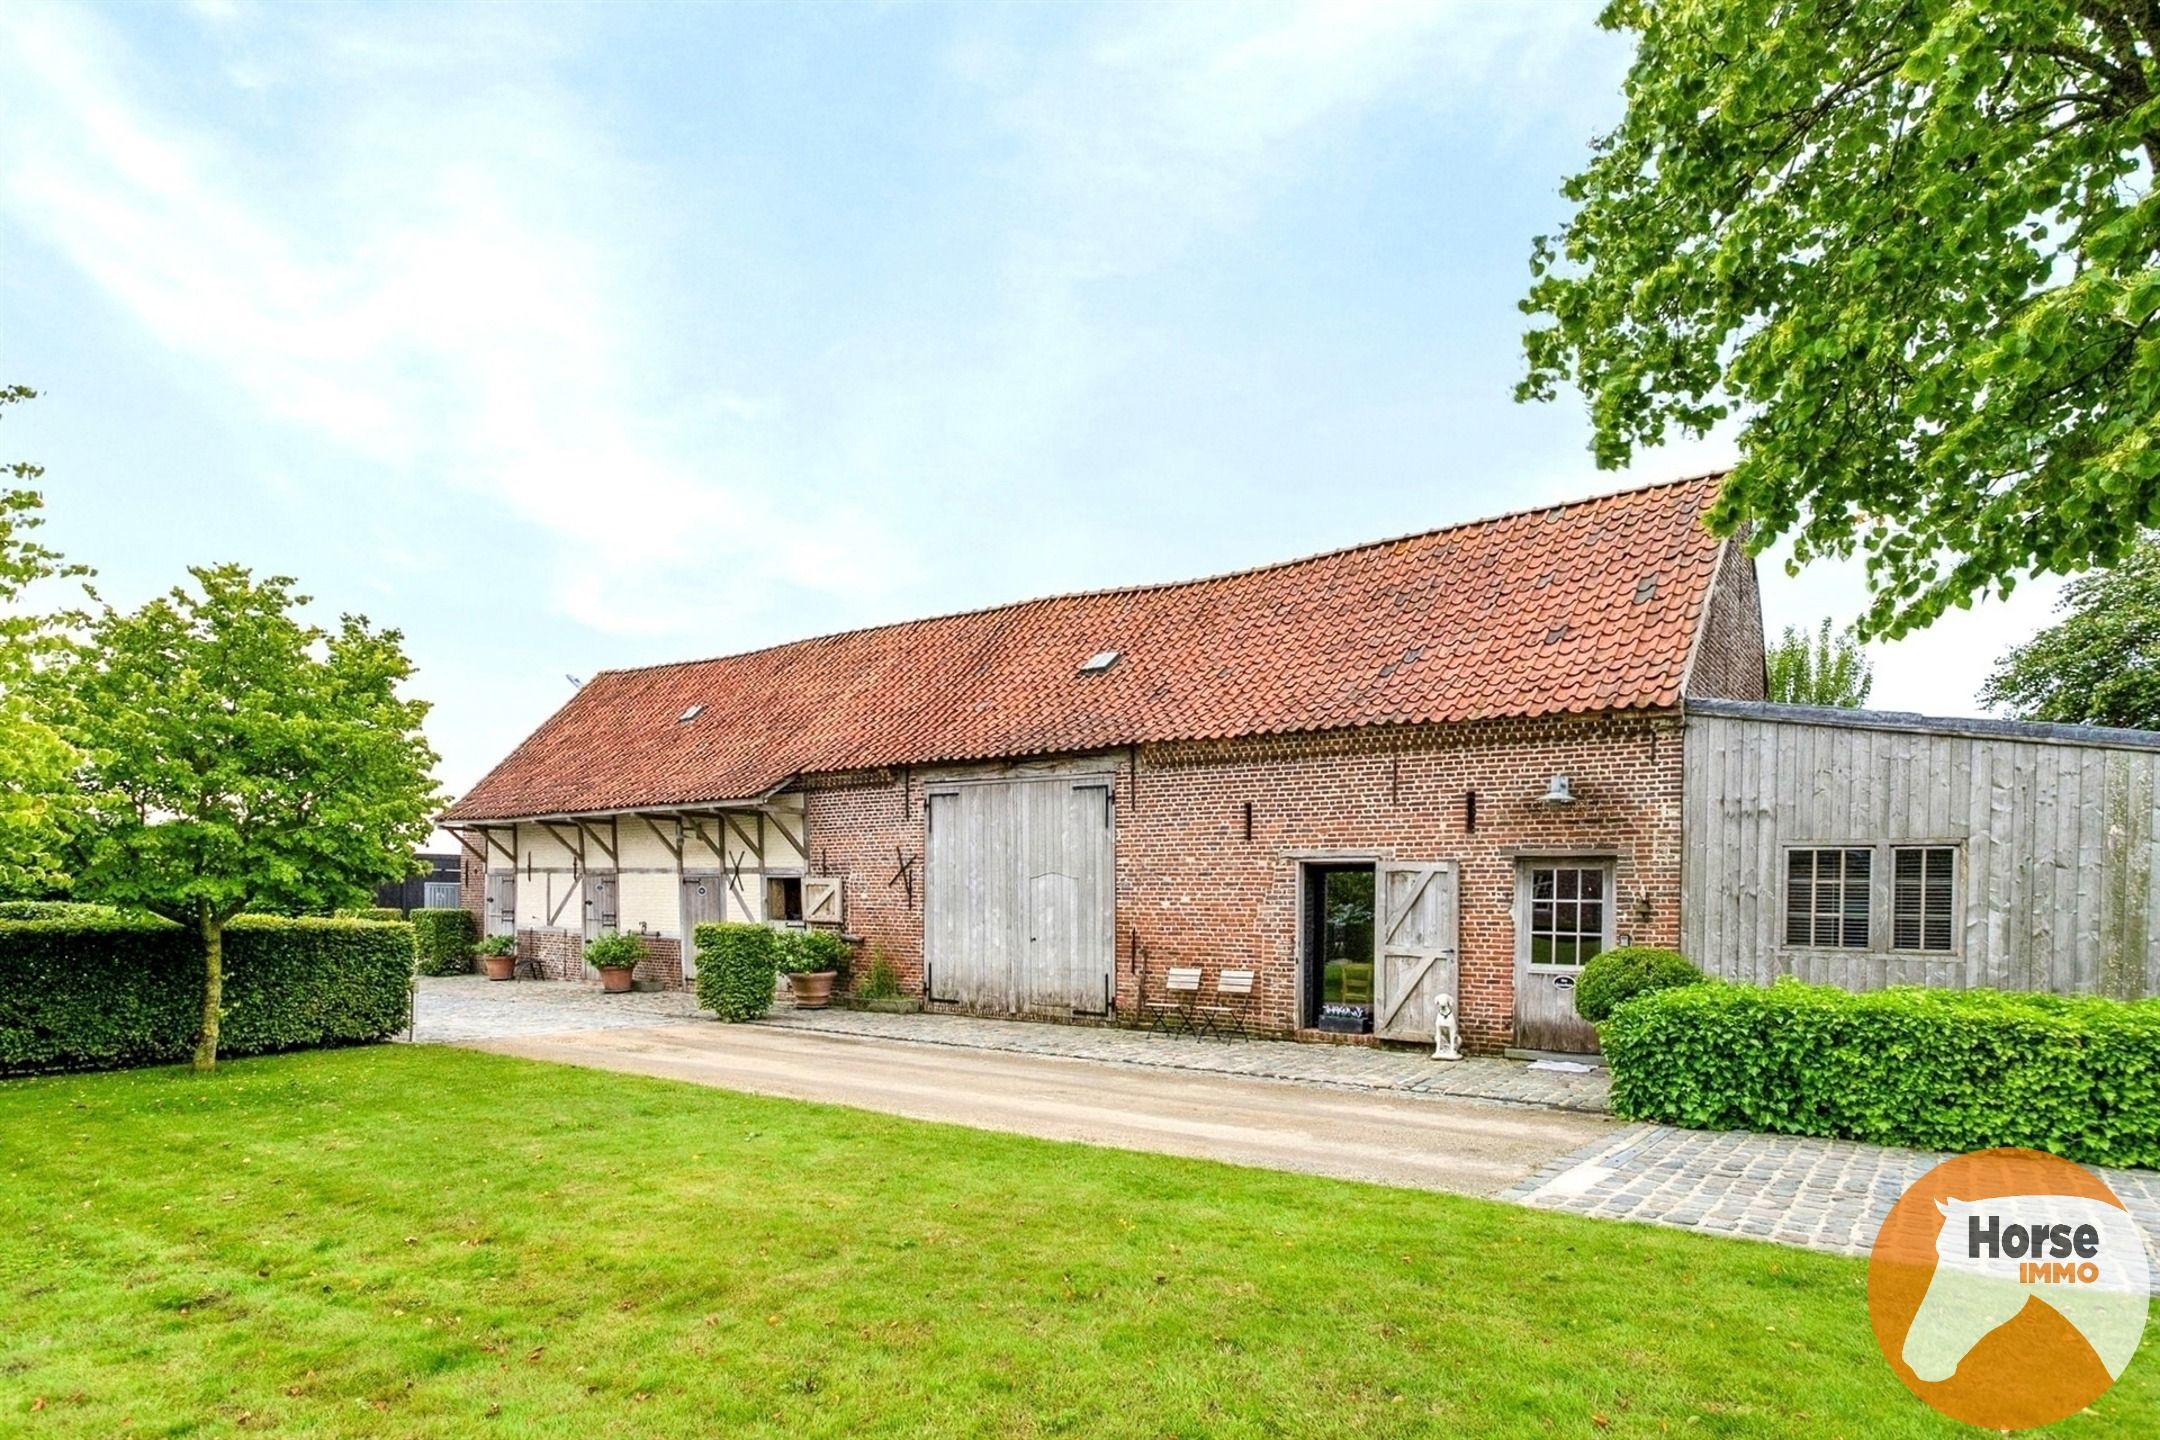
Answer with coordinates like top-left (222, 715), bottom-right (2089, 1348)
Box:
top-left (1537, 774), bottom-right (1575, 805)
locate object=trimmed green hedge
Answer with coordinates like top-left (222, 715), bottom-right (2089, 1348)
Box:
top-left (0, 915), bottom-right (416, 1075)
top-left (411, 908), bottom-right (476, 976)
top-left (1602, 979), bottom-right (2160, 1168)
top-left (693, 923), bottom-right (779, 1022)
top-left (1574, 946), bottom-right (1703, 1023)
top-left (0, 901), bottom-right (121, 922)
top-left (337, 907), bottom-right (406, 923)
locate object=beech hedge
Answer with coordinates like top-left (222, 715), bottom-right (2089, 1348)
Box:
top-left (693, 922), bottom-right (779, 1022)
top-left (0, 915), bottom-right (415, 1074)
top-left (1602, 979), bottom-right (2160, 1169)
top-left (410, 907), bottom-right (476, 976)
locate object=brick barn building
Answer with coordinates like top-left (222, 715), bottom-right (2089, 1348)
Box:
top-left (445, 473), bottom-right (1768, 1055)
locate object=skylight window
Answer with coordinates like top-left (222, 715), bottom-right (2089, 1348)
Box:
top-left (678, 704), bottom-right (704, 723)
top-left (1080, 650), bottom-right (1120, 675)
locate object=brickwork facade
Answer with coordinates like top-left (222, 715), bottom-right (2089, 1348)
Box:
top-left (1685, 537), bottom-right (1767, 701)
top-left (805, 711), bottom-right (1687, 1053)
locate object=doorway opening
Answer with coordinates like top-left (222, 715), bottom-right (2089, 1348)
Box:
top-left (1302, 863), bottom-right (1375, 1031)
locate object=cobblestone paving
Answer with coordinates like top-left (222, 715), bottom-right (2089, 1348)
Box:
top-left (409, 976), bottom-right (1609, 1111)
top-left (756, 1005), bottom-right (1613, 1112)
top-left (1504, 1124), bottom-right (2160, 1287)
top-left (410, 975), bottom-right (704, 1042)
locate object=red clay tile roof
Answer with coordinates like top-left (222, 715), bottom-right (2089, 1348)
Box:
top-left (446, 473), bottom-right (1731, 821)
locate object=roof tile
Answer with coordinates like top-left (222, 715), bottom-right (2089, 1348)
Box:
top-left (446, 473), bottom-right (1728, 820)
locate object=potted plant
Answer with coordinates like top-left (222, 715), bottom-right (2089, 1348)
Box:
top-left (585, 932), bottom-right (644, 993)
top-left (476, 933), bottom-right (517, 982)
top-left (778, 927), bottom-right (850, 1009)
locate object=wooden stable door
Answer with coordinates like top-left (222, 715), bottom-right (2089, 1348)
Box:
top-left (1373, 863), bottom-right (1460, 1043)
top-left (924, 777), bottom-right (1114, 1017)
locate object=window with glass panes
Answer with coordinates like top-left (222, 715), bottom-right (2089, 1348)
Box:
top-left (1524, 864), bottom-right (1609, 967)
top-left (1892, 846), bottom-right (1957, 952)
top-left (1784, 848), bottom-right (1871, 948)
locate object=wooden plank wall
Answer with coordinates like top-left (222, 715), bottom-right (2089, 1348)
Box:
top-left (1681, 711), bottom-right (2160, 997)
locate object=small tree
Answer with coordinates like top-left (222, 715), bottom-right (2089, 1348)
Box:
top-left (1982, 542), bottom-right (2160, 730)
top-left (0, 385), bottom-right (87, 896)
top-left (58, 565), bottom-right (442, 1069)
top-left (1766, 619), bottom-right (1873, 709)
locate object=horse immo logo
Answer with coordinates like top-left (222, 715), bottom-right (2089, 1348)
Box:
top-left (1869, 1148), bottom-right (2152, 1431)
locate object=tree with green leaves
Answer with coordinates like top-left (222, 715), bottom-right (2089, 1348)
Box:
top-left (1766, 618), bottom-right (1874, 708)
top-left (1520, 1), bottom-right (2160, 639)
top-left (57, 566), bottom-right (443, 1069)
top-left (0, 385), bottom-right (86, 896)
top-left (1981, 541), bottom-right (2160, 728)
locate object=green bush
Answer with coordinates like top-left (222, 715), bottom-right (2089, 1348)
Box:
top-left (778, 927), bottom-right (851, 975)
top-left (409, 908), bottom-right (475, 976)
top-left (857, 949), bottom-right (902, 1000)
top-left (0, 901), bottom-right (121, 922)
top-left (1602, 979), bottom-right (2160, 1168)
top-left (476, 933), bottom-right (516, 959)
top-left (693, 923), bottom-right (780, 1022)
top-left (1574, 946), bottom-right (1704, 1023)
top-left (336, 907), bottom-right (406, 923)
top-left (585, 932), bottom-right (644, 970)
top-left (0, 915), bottom-right (416, 1075)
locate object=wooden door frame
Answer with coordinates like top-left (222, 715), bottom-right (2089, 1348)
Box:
top-left (1511, 855), bottom-right (1617, 1052)
top-left (678, 869), bottom-right (722, 978)
top-left (1295, 854), bottom-right (1382, 1031)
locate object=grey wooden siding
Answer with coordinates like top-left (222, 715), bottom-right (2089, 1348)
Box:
top-left (1682, 703), bottom-right (2160, 998)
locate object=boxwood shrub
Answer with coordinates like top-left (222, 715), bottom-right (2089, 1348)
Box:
top-left (1602, 979), bottom-right (2160, 1168)
top-left (693, 922), bottom-right (780, 1022)
top-left (0, 915), bottom-right (417, 1075)
top-left (410, 907), bottom-right (476, 976)
top-left (1573, 946), bottom-right (1703, 1023)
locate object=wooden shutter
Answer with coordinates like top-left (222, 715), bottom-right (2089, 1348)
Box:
top-left (802, 877), bottom-right (842, 926)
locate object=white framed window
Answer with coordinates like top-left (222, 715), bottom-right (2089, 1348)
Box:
top-left (1784, 847), bottom-right (1871, 949)
top-left (1892, 846), bottom-right (1958, 953)
top-left (1522, 862), bottom-right (1613, 968)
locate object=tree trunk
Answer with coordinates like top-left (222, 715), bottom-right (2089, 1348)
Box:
top-left (194, 907), bottom-right (223, 1072)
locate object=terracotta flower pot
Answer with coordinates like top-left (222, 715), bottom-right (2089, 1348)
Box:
top-left (483, 954), bottom-right (515, 982)
top-left (599, 964), bottom-right (636, 994)
top-left (788, 970), bottom-right (837, 1009)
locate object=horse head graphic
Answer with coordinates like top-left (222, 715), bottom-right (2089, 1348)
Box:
top-left (1900, 1193), bottom-right (2150, 1384)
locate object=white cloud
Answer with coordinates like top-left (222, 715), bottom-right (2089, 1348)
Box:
top-left (0, 4), bottom-right (838, 635)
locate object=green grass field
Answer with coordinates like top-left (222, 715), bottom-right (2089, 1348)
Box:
top-left (3, 1046), bottom-right (2154, 1437)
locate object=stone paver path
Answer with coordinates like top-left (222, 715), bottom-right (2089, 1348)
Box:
top-left (1506, 1124), bottom-right (2160, 1288)
top-left (757, 1005), bottom-right (1612, 1112)
top-left (409, 976), bottom-right (1610, 1111)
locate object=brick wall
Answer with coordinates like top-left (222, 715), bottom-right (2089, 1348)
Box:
top-left (805, 710), bottom-right (1685, 1053)
top-left (459, 848), bottom-right (487, 936)
top-left (518, 927), bottom-right (585, 982)
top-left (629, 932), bottom-right (683, 991)
top-left (1685, 535), bottom-right (1767, 701)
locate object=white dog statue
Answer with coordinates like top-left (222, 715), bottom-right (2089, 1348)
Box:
top-left (1432, 994), bottom-right (1462, 1062)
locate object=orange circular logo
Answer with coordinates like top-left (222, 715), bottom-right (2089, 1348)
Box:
top-left (1868, 1148), bottom-right (2152, 1430)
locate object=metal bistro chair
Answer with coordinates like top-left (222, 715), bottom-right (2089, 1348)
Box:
top-left (1151, 965), bottom-right (1204, 1036)
top-left (1212, 969), bottom-right (1256, 1042)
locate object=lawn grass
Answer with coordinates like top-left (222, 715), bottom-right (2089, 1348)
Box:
top-left (2, 1046), bottom-right (2154, 1438)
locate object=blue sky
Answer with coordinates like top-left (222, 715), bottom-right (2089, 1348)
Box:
top-left (2, 0), bottom-right (2065, 807)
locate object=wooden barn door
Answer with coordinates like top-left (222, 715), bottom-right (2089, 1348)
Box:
top-left (925, 776), bottom-right (1114, 1016)
top-left (1374, 863), bottom-right (1459, 1042)
top-left (681, 874), bottom-right (723, 978)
